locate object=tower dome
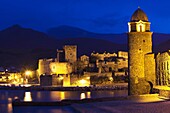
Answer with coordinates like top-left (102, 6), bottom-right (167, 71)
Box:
top-left (130, 8), bottom-right (148, 22)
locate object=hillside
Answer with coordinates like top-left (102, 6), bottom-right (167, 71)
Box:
top-left (0, 25), bottom-right (170, 68)
top-left (0, 25), bottom-right (126, 69)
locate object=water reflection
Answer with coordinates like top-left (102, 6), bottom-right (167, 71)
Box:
top-left (0, 90), bottom-right (128, 113)
top-left (37, 92), bottom-right (41, 99)
top-left (60, 92), bottom-right (65, 100)
top-left (7, 103), bottom-right (12, 113)
top-left (87, 92), bottom-right (91, 98)
top-left (24, 92), bottom-right (32, 101)
top-left (80, 92), bottom-right (91, 99)
top-left (80, 93), bottom-right (86, 99)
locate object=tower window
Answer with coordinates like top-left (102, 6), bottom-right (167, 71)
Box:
top-left (136, 20), bottom-right (146, 32)
top-left (143, 40), bottom-right (145, 42)
top-left (140, 25), bottom-right (142, 32)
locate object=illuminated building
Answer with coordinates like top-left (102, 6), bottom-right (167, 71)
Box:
top-left (38, 45), bottom-right (77, 86)
top-left (128, 8), bottom-right (155, 95)
top-left (91, 51), bottom-right (117, 60)
top-left (80, 55), bottom-right (89, 67)
top-left (38, 45), bottom-right (77, 76)
top-left (156, 50), bottom-right (170, 85)
top-left (89, 51), bottom-right (128, 76)
top-left (64, 45), bottom-right (77, 63)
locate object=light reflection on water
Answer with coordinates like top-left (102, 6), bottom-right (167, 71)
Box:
top-left (24, 92), bottom-right (32, 102)
top-left (80, 92), bottom-right (86, 99)
top-left (87, 92), bottom-right (91, 98)
top-left (0, 90), bottom-right (128, 113)
top-left (80, 92), bottom-right (91, 99)
top-left (7, 103), bottom-right (12, 113)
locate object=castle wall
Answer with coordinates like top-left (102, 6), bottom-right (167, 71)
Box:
top-left (63, 74), bottom-right (70, 87)
top-left (64, 45), bottom-right (77, 63)
top-left (38, 59), bottom-right (53, 75)
top-left (50, 62), bottom-right (72, 75)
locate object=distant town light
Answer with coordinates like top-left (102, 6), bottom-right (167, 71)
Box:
top-left (25, 70), bottom-right (32, 76)
top-left (59, 76), bottom-right (64, 80)
top-left (79, 79), bottom-right (86, 84)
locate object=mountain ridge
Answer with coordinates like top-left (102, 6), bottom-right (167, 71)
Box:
top-left (0, 25), bottom-right (170, 68)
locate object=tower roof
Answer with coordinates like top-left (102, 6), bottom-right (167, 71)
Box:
top-left (130, 8), bottom-right (148, 22)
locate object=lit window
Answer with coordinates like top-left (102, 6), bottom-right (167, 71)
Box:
top-left (136, 20), bottom-right (146, 32)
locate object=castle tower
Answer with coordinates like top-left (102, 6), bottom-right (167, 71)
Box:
top-left (128, 8), bottom-right (155, 95)
top-left (63, 45), bottom-right (77, 63)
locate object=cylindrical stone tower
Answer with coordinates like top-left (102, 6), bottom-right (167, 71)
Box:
top-left (128, 8), bottom-right (153, 95)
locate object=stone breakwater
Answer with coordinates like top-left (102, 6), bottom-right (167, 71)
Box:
top-left (12, 96), bottom-right (128, 106)
top-left (0, 85), bottom-right (128, 91)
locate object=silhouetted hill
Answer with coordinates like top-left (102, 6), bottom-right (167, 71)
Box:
top-left (154, 39), bottom-right (170, 53)
top-left (0, 24), bottom-right (60, 49)
top-left (0, 25), bottom-right (126, 69)
top-left (0, 25), bottom-right (61, 69)
top-left (47, 25), bottom-right (127, 44)
top-left (61, 38), bottom-right (127, 55)
top-left (1, 25), bottom-right (170, 69)
top-left (47, 25), bottom-right (170, 45)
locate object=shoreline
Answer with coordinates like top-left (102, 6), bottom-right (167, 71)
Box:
top-left (12, 96), bottom-right (128, 106)
top-left (0, 85), bottom-right (128, 91)
top-left (12, 94), bottom-right (167, 107)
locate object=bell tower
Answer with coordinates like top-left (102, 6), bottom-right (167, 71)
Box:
top-left (128, 8), bottom-right (155, 95)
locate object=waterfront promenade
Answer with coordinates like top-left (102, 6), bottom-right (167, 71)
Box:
top-left (11, 94), bottom-right (170, 113)
top-left (70, 94), bottom-right (169, 113)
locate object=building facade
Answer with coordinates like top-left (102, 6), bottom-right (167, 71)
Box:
top-left (37, 45), bottom-right (77, 86)
top-left (156, 50), bottom-right (170, 85)
top-left (64, 45), bottom-right (77, 63)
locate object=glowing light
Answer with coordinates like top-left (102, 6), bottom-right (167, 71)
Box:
top-left (86, 77), bottom-right (90, 79)
top-left (60, 92), bottom-right (65, 100)
top-left (78, 79), bottom-right (90, 87)
top-left (87, 92), bottom-right (91, 98)
top-left (24, 92), bottom-right (32, 101)
top-left (7, 103), bottom-right (12, 113)
top-left (59, 76), bottom-right (64, 80)
top-left (136, 20), bottom-right (145, 32)
top-left (21, 84), bottom-right (31, 87)
top-left (25, 70), bottom-right (32, 76)
top-left (80, 93), bottom-right (86, 99)
top-left (109, 77), bottom-right (113, 81)
top-left (79, 79), bottom-right (86, 84)
top-left (14, 96), bottom-right (19, 100)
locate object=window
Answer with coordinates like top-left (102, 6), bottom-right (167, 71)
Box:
top-left (167, 61), bottom-right (169, 70)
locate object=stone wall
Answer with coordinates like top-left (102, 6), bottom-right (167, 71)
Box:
top-left (144, 53), bottom-right (155, 85)
top-left (128, 31), bottom-right (153, 95)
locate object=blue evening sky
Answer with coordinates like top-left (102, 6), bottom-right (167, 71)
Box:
top-left (0, 0), bottom-right (168, 33)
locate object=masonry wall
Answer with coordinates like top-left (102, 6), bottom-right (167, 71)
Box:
top-left (128, 32), bottom-right (153, 95)
top-left (144, 53), bottom-right (155, 85)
